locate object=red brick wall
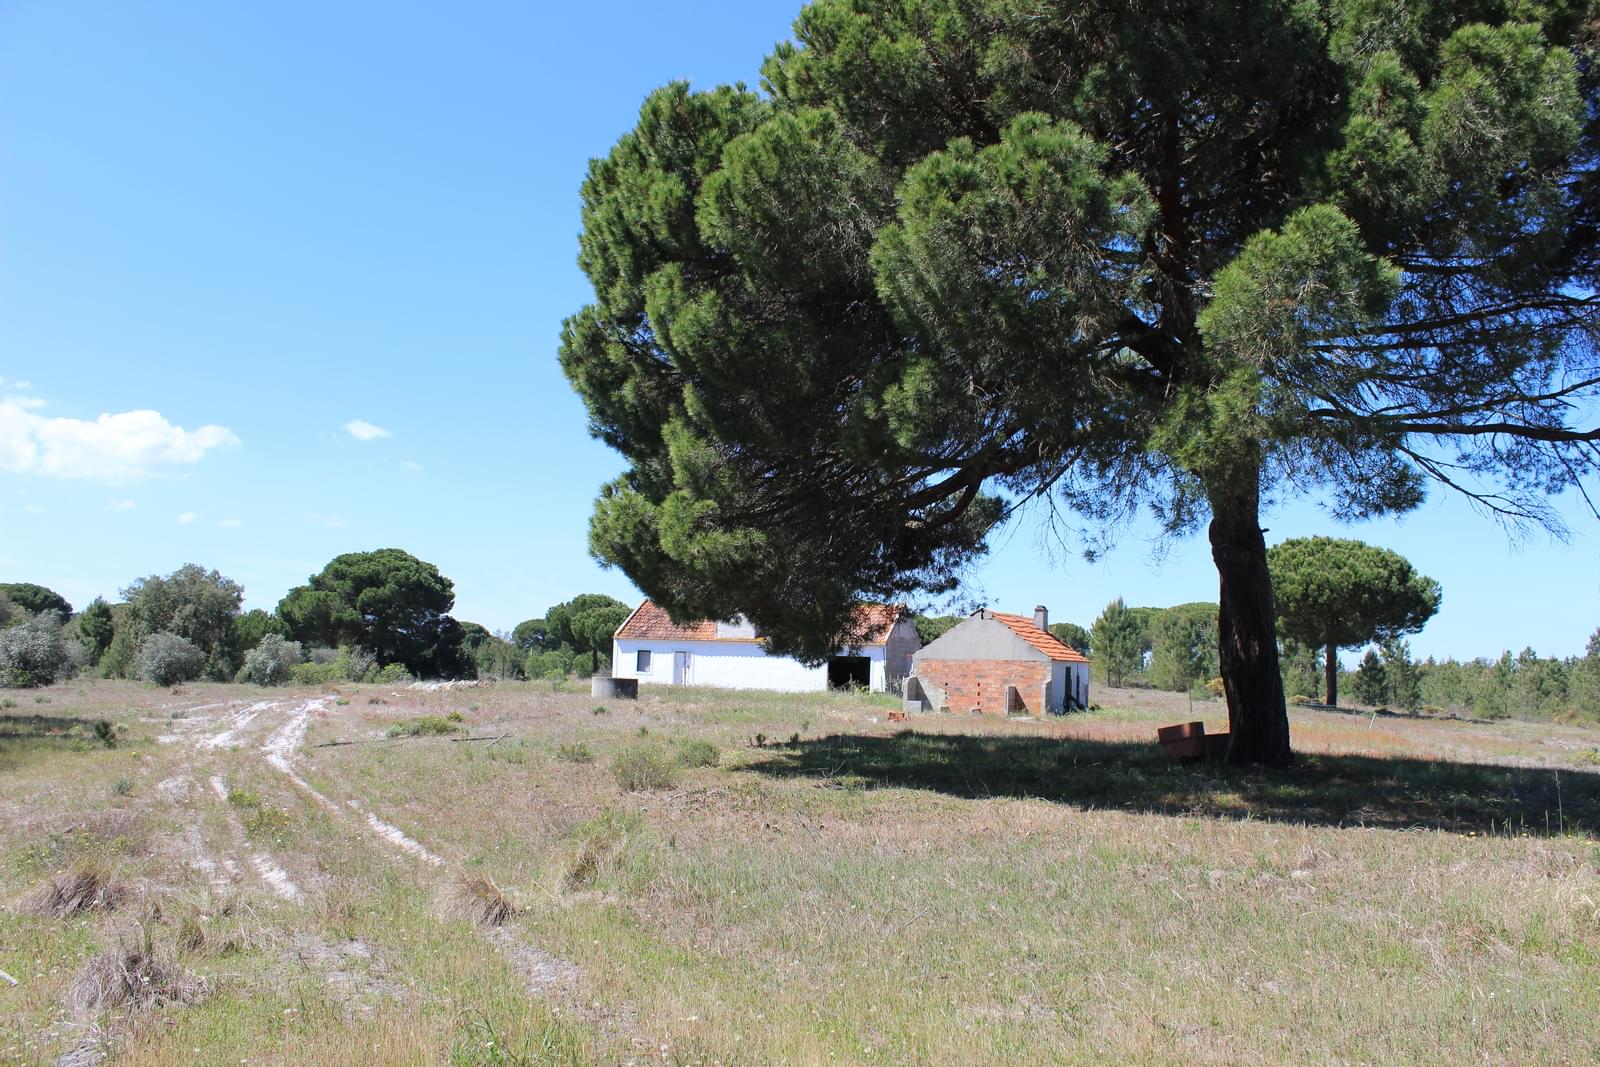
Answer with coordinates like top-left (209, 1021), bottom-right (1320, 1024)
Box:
top-left (914, 659), bottom-right (1051, 716)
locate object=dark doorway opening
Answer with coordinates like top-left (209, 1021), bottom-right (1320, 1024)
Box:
top-left (827, 655), bottom-right (871, 690)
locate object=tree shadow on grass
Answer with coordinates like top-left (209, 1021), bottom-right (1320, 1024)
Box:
top-left (749, 730), bottom-right (1600, 837)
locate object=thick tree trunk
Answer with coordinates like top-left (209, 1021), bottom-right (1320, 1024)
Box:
top-left (1324, 642), bottom-right (1338, 708)
top-left (1208, 474), bottom-right (1292, 766)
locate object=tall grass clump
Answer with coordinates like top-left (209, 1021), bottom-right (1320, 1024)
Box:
top-left (452, 872), bottom-right (519, 927)
top-left (611, 744), bottom-right (678, 791)
top-left (387, 715), bottom-right (461, 738)
top-left (71, 925), bottom-right (207, 1013)
top-left (23, 861), bottom-right (128, 917)
top-left (672, 738), bottom-right (720, 768)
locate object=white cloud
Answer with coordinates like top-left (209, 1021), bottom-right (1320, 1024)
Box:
top-left (400, 460), bottom-right (423, 473)
top-left (343, 419), bottom-right (391, 442)
top-left (106, 499), bottom-right (136, 512)
top-left (218, 517), bottom-right (243, 528)
top-left (22, 503), bottom-right (44, 514)
top-left (177, 511), bottom-right (197, 525)
top-left (308, 513), bottom-right (347, 528)
top-left (0, 398), bottom-right (239, 483)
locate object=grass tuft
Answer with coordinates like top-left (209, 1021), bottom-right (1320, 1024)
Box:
top-left (672, 738), bottom-right (719, 768)
top-left (22, 861), bottom-right (128, 917)
top-left (453, 872), bottom-right (519, 927)
top-left (70, 927), bottom-right (207, 1013)
top-left (610, 744), bottom-right (677, 791)
top-left (387, 715), bottom-right (462, 738)
top-left (554, 741), bottom-right (594, 764)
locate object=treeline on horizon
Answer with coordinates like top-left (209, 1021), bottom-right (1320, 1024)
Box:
top-left (0, 550), bottom-right (632, 691)
top-left (2, 554), bottom-right (1597, 725)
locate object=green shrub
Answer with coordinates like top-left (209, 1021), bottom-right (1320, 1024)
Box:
top-left (672, 738), bottom-right (719, 769)
top-left (289, 660), bottom-right (339, 685)
top-left (134, 632), bottom-right (205, 686)
top-left (555, 741), bottom-right (595, 764)
top-left (241, 634), bottom-right (303, 686)
top-left (0, 611), bottom-right (73, 688)
top-left (375, 662), bottom-right (413, 685)
top-left (110, 777), bottom-right (134, 797)
top-left (386, 715), bottom-right (460, 738)
top-left (611, 745), bottom-right (678, 791)
top-left (92, 721), bottom-right (117, 749)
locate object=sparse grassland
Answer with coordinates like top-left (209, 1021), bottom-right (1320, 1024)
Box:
top-left (2, 677), bottom-right (1598, 1065)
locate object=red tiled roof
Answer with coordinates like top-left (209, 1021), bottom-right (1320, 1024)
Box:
top-left (613, 601), bottom-right (717, 641)
top-left (614, 600), bottom-right (905, 646)
top-left (990, 612), bottom-right (1091, 663)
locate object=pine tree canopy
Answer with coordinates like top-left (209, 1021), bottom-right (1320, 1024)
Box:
top-left (562, 0), bottom-right (1600, 763)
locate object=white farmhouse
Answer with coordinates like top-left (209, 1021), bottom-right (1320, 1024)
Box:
top-left (611, 600), bottom-right (920, 693)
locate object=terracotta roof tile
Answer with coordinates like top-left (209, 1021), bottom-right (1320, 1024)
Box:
top-left (990, 612), bottom-right (1091, 663)
top-left (613, 601), bottom-right (717, 641)
top-left (614, 600), bottom-right (905, 646)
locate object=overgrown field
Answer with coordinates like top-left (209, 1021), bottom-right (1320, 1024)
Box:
top-left (3, 678), bottom-right (1599, 1065)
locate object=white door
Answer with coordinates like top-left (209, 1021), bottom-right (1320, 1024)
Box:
top-left (673, 650), bottom-right (693, 685)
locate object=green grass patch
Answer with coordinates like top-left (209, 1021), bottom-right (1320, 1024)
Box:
top-left (387, 715), bottom-right (463, 738)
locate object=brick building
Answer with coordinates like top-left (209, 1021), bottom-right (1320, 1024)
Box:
top-left (905, 606), bottom-right (1090, 716)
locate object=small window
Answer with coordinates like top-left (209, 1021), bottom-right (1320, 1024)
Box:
top-left (636, 649), bottom-right (652, 673)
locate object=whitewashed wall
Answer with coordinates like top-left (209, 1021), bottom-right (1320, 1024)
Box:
top-left (612, 638), bottom-right (890, 693)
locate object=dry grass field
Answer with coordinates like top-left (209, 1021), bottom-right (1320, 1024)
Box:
top-left (2, 678), bottom-right (1599, 1065)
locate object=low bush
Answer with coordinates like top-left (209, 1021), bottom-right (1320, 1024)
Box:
top-left (672, 738), bottom-right (719, 769)
top-left (289, 660), bottom-right (339, 685)
top-left (555, 741), bottom-right (595, 764)
top-left (135, 632), bottom-right (205, 686)
top-left (241, 634), bottom-right (303, 686)
top-left (375, 662), bottom-right (413, 684)
top-left (611, 744), bottom-right (678, 791)
top-left (0, 611), bottom-right (72, 688)
top-left (386, 715), bottom-right (460, 738)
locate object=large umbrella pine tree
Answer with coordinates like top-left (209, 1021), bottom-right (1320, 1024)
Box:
top-left (561, 0), bottom-right (1600, 764)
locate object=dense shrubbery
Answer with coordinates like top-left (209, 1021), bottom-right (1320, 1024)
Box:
top-left (122, 565), bottom-right (245, 681)
top-left (135, 632), bottom-right (206, 686)
top-left (0, 612), bottom-right (73, 687)
top-left (1313, 633), bottom-right (1600, 722)
top-left (240, 634), bottom-right (303, 686)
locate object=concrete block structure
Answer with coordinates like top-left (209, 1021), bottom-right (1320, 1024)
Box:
top-left (906, 606), bottom-right (1090, 716)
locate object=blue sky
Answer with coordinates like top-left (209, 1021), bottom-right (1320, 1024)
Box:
top-left (1, 1), bottom-right (1595, 663)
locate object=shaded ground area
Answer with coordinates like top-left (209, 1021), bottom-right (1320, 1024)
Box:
top-left (752, 729), bottom-right (1600, 835)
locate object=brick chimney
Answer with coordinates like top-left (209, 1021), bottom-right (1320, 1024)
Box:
top-left (1033, 605), bottom-right (1048, 631)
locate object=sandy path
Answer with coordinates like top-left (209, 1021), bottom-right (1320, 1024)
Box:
top-left (208, 774), bottom-right (302, 902)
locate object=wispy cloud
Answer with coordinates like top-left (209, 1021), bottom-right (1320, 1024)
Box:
top-left (106, 499), bottom-right (136, 512)
top-left (218, 517), bottom-right (243, 528)
top-left (177, 511), bottom-right (197, 525)
top-left (343, 419), bottom-right (391, 442)
top-left (0, 395), bottom-right (239, 483)
top-left (308, 513), bottom-right (347, 528)
top-left (400, 460), bottom-right (423, 473)
top-left (22, 503), bottom-right (44, 514)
